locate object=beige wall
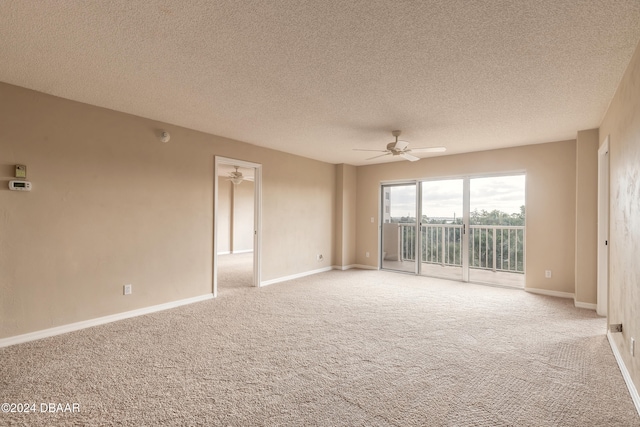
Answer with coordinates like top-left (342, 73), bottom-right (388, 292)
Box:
top-left (217, 180), bottom-right (232, 253)
top-left (0, 82), bottom-right (335, 338)
top-left (600, 40), bottom-right (640, 389)
top-left (232, 180), bottom-right (254, 252)
top-left (334, 164), bottom-right (357, 267)
top-left (215, 179), bottom-right (254, 254)
top-left (574, 129), bottom-right (599, 305)
top-left (356, 141), bottom-right (577, 293)
top-left (262, 151), bottom-right (335, 274)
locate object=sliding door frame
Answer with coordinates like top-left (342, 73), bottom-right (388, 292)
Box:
top-left (379, 171), bottom-right (526, 283)
top-left (462, 178), bottom-right (470, 282)
top-left (379, 181), bottom-right (421, 274)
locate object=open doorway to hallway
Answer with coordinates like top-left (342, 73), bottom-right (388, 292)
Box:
top-left (214, 157), bottom-right (262, 296)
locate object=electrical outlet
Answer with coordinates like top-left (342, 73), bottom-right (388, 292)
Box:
top-left (370, 217), bottom-right (374, 223)
top-left (545, 270), bottom-right (552, 279)
top-left (123, 284), bottom-right (132, 295)
top-left (632, 338), bottom-right (635, 356)
top-left (366, 251), bottom-right (370, 258)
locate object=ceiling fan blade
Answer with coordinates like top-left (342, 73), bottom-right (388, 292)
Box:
top-left (353, 148), bottom-right (388, 152)
top-left (400, 153), bottom-right (420, 162)
top-left (366, 153), bottom-right (391, 160)
top-left (244, 177), bottom-right (254, 181)
top-left (410, 146), bottom-right (447, 153)
top-left (393, 140), bottom-right (409, 151)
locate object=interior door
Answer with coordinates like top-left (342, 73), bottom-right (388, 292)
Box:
top-left (381, 184), bottom-right (417, 273)
top-left (420, 179), bottom-right (464, 281)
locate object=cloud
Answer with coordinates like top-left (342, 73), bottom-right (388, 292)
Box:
top-left (471, 175), bottom-right (525, 214)
top-left (388, 185), bottom-right (416, 218)
top-left (387, 175), bottom-right (525, 219)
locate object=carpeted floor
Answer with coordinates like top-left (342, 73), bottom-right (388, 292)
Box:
top-left (217, 252), bottom-right (254, 293)
top-left (1, 268), bottom-right (638, 426)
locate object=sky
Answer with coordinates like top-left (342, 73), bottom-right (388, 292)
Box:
top-left (388, 175), bottom-right (525, 219)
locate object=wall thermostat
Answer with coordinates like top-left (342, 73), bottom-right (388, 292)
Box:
top-left (9, 180), bottom-right (32, 191)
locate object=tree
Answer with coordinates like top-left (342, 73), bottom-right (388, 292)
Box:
top-left (470, 206), bottom-right (525, 226)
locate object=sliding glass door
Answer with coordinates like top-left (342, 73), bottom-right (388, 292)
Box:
top-left (468, 175), bottom-right (525, 287)
top-left (381, 184), bottom-right (417, 273)
top-left (381, 174), bottom-right (525, 287)
top-left (420, 179), bottom-right (464, 281)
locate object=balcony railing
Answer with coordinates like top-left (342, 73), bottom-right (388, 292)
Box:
top-left (397, 223), bottom-right (525, 273)
top-left (469, 225), bottom-right (525, 273)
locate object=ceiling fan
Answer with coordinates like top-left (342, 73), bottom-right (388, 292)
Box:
top-left (354, 130), bottom-right (446, 162)
top-left (227, 166), bottom-right (254, 185)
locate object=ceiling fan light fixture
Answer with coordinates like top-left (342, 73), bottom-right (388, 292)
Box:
top-left (354, 130), bottom-right (446, 162)
top-left (228, 165), bottom-right (244, 184)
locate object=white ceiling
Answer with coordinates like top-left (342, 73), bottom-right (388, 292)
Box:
top-left (2, 1), bottom-right (640, 166)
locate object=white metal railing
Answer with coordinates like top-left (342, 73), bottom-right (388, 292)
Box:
top-left (398, 223), bottom-right (418, 261)
top-left (469, 225), bottom-right (525, 273)
top-left (421, 224), bottom-right (463, 267)
top-left (397, 223), bottom-right (525, 274)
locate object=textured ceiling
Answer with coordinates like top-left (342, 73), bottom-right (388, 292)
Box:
top-left (1, 1), bottom-right (640, 166)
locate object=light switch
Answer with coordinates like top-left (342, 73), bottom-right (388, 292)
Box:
top-left (15, 164), bottom-right (26, 178)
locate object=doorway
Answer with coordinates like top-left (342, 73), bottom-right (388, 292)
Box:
top-left (597, 137), bottom-right (609, 316)
top-left (420, 178), bottom-right (464, 281)
top-left (214, 157), bottom-right (262, 296)
top-left (380, 174), bottom-right (526, 288)
top-left (468, 175), bottom-right (526, 287)
top-left (380, 183), bottom-right (417, 273)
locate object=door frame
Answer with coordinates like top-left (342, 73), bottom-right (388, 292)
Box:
top-left (214, 156), bottom-right (262, 296)
top-left (418, 177), bottom-right (467, 280)
top-left (597, 137), bottom-right (609, 316)
top-left (462, 178), bottom-right (471, 282)
top-left (379, 178), bottom-right (467, 277)
top-left (379, 181), bottom-right (420, 274)
top-left (379, 172), bottom-right (526, 284)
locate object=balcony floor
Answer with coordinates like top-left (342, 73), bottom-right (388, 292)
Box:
top-left (381, 261), bottom-right (525, 289)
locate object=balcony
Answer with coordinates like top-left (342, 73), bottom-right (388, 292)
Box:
top-left (384, 223), bottom-right (525, 288)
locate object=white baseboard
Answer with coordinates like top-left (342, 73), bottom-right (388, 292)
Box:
top-left (0, 293), bottom-right (214, 348)
top-left (607, 331), bottom-right (640, 416)
top-left (526, 288), bottom-right (595, 310)
top-left (574, 300), bottom-right (597, 310)
top-left (332, 264), bottom-right (378, 271)
top-left (260, 266), bottom-right (333, 287)
top-left (524, 287), bottom-right (575, 299)
top-left (231, 249), bottom-right (253, 254)
top-left (352, 264), bottom-right (378, 270)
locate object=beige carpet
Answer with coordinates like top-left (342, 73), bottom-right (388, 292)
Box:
top-left (217, 252), bottom-right (254, 293)
top-left (1, 269), bottom-right (638, 426)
